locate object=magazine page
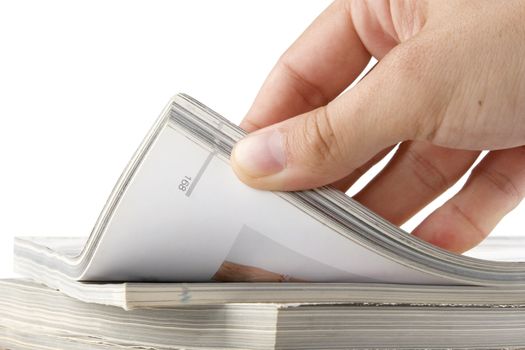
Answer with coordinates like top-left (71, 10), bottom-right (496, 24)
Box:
top-left (80, 124), bottom-right (453, 284)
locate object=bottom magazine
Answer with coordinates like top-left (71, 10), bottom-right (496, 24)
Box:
top-left (1, 278), bottom-right (525, 349)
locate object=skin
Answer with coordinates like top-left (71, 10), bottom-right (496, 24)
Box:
top-left (230, 0), bottom-right (525, 254)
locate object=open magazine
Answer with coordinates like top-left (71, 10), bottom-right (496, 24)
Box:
top-left (14, 94), bottom-right (525, 288)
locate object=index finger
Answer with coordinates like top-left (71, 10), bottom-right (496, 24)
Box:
top-left (241, 0), bottom-right (371, 132)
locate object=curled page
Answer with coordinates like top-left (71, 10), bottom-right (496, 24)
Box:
top-left (13, 94), bottom-right (525, 286)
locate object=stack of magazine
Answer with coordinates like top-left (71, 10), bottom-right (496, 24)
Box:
top-left (2, 94), bottom-right (525, 349)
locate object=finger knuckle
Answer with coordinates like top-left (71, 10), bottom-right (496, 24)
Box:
top-left (278, 58), bottom-right (330, 110)
top-left (474, 165), bottom-right (523, 209)
top-left (404, 146), bottom-right (451, 193)
top-left (293, 107), bottom-right (344, 171)
top-left (384, 38), bottom-right (453, 143)
top-left (384, 39), bottom-right (433, 82)
top-left (449, 202), bottom-right (488, 243)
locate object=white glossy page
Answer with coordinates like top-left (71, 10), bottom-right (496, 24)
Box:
top-left (80, 125), bottom-right (454, 284)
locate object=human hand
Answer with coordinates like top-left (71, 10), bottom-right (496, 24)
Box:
top-left (231, 0), bottom-right (525, 253)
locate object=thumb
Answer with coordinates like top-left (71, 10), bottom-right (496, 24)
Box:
top-left (231, 52), bottom-right (436, 191)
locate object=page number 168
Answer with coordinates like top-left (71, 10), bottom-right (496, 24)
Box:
top-left (178, 176), bottom-right (192, 192)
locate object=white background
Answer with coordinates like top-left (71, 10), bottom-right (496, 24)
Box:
top-left (0, 0), bottom-right (522, 278)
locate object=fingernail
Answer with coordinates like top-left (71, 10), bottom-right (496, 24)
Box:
top-left (232, 129), bottom-right (286, 178)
